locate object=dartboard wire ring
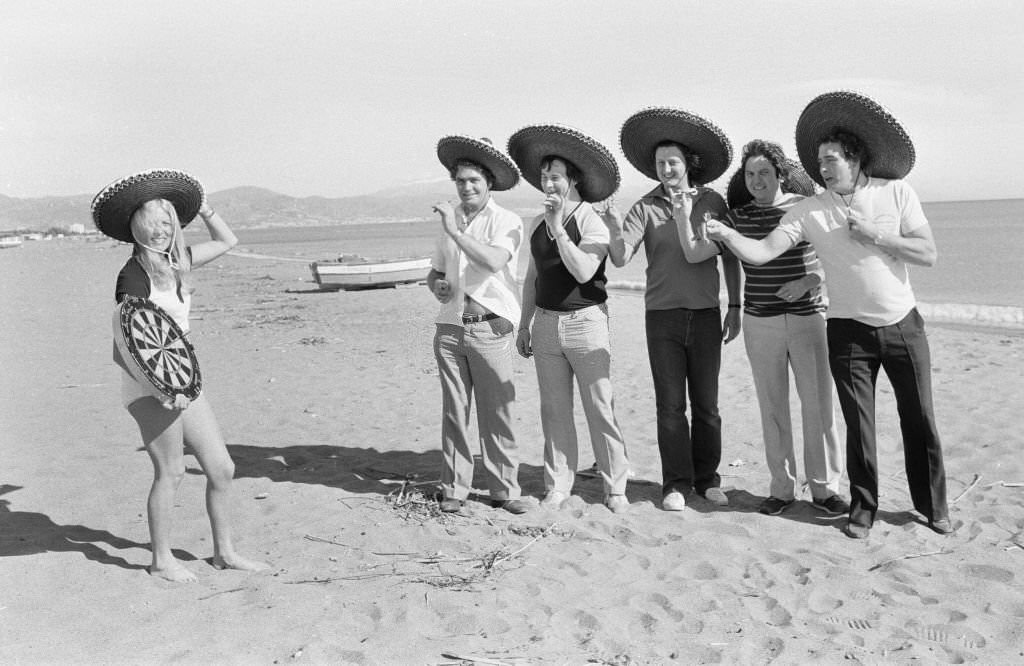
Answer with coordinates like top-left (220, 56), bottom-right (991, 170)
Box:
top-left (114, 295), bottom-right (202, 401)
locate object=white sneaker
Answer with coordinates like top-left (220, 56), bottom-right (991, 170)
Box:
top-left (661, 491), bottom-right (686, 511)
top-left (541, 490), bottom-right (568, 508)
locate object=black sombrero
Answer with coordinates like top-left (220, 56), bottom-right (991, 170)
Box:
top-left (795, 91), bottom-right (915, 187)
top-left (91, 169), bottom-right (204, 243)
top-left (726, 156), bottom-right (817, 209)
top-left (436, 136), bottom-right (520, 192)
top-left (620, 107), bottom-right (733, 185)
top-left (506, 124), bottom-right (620, 203)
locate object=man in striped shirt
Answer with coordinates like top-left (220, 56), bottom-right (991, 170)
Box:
top-left (723, 140), bottom-right (846, 518)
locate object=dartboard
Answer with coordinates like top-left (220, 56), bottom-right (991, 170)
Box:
top-left (113, 295), bottom-right (202, 401)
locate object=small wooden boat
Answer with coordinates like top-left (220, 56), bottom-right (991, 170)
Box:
top-left (309, 255), bottom-right (431, 291)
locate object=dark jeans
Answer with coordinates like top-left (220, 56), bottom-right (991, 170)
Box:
top-left (827, 309), bottom-right (948, 528)
top-left (645, 307), bottom-right (722, 495)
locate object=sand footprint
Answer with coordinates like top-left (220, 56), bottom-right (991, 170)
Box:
top-left (823, 615), bottom-right (875, 631)
top-left (806, 587), bottom-right (843, 614)
top-left (741, 594), bottom-right (792, 627)
top-left (626, 592), bottom-right (704, 634)
top-left (959, 563), bottom-right (1015, 584)
top-left (645, 592), bottom-right (685, 622)
top-left (904, 620), bottom-right (987, 650)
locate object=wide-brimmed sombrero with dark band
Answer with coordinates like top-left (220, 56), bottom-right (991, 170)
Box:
top-left (620, 107), bottom-right (733, 185)
top-left (795, 91), bottom-right (915, 187)
top-left (91, 169), bottom-right (204, 243)
top-left (436, 136), bottom-right (520, 192)
top-left (726, 156), bottom-right (817, 209)
top-left (506, 124), bottom-right (620, 203)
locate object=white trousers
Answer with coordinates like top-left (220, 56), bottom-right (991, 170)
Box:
top-left (743, 312), bottom-right (844, 500)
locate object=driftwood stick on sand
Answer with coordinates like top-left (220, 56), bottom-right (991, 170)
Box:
top-left (440, 653), bottom-right (527, 665)
top-left (868, 549), bottom-right (951, 572)
top-left (951, 473), bottom-right (982, 504)
top-left (198, 587), bottom-right (247, 601)
top-left (304, 534), bottom-right (353, 548)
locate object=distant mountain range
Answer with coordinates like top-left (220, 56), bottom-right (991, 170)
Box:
top-left (0, 179), bottom-right (655, 232)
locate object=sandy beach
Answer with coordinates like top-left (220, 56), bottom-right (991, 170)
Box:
top-left (2, 236), bottom-right (1023, 665)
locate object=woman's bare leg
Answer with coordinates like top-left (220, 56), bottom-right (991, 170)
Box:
top-left (182, 394), bottom-right (268, 571)
top-left (128, 397), bottom-right (196, 582)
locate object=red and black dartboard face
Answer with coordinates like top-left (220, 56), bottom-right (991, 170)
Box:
top-left (115, 295), bottom-right (202, 401)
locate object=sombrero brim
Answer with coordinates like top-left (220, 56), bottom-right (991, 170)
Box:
top-left (796, 91), bottom-right (915, 187)
top-left (506, 125), bottom-right (620, 203)
top-left (620, 107), bottom-right (733, 185)
top-left (436, 136), bottom-right (520, 192)
top-left (726, 158), bottom-right (817, 209)
top-left (91, 169), bottom-right (204, 243)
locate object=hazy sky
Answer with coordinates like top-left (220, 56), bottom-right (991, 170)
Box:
top-left (2, 0), bottom-right (1021, 202)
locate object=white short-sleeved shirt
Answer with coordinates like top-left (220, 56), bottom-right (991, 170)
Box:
top-left (775, 177), bottom-right (928, 327)
top-left (431, 197), bottom-right (523, 326)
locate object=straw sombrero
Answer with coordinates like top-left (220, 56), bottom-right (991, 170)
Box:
top-left (620, 107), bottom-right (733, 185)
top-left (726, 157), bottom-right (817, 209)
top-left (506, 124), bottom-right (620, 203)
top-left (795, 91), bottom-right (915, 187)
top-left (436, 136), bottom-right (520, 192)
top-left (91, 169), bottom-right (204, 243)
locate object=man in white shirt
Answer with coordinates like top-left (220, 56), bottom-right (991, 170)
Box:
top-left (705, 92), bottom-right (951, 539)
top-left (428, 136), bottom-right (528, 515)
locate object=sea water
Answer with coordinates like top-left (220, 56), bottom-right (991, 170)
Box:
top-left (222, 198), bottom-right (1024, 326)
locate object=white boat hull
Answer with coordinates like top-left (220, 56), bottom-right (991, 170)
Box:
top-left (310, 257), bottom-right (430, 291)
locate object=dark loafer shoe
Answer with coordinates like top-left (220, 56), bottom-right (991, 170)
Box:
top-left (491, 499), bottom-right (530, 515)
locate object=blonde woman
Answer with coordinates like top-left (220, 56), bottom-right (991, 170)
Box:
top-left (93, 170), bottom-right (267, 581)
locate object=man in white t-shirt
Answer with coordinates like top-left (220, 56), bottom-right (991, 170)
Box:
top-left (705, 92), bottom-right (951, 539)
top-left (428, 136), bottom-right (528, 515)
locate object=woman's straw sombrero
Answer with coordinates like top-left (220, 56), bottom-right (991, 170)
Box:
top-left (726, 156), bottom-right (817, 209)
top-left (620, 107), bottom-right (733, 185)
top-left (91, 169), bottom-right (204, 243)
top-left (795, 91), bottom-right (915, 187)
top-left (436, 136), bottom-right (520, 192)
top-left (506, 124), bottom-right (620, 203)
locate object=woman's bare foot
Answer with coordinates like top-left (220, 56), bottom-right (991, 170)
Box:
top-left (212, 552), bottom-right (270, 572)
top-left (148, 560), bottom-right (197, 582)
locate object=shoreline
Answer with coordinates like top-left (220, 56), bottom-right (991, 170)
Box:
top-left (231, 245), bottom-right (1024, 333)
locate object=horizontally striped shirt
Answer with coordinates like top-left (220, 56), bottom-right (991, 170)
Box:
top-left (725, 197), bottom-right (825, 317)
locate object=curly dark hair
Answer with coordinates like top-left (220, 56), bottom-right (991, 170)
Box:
top-left (816, 130), bottom-right (869, 170)
top-left (740, 140), bottom-right (790, 180)
top-left (448, 159), bottom-right (495, 188)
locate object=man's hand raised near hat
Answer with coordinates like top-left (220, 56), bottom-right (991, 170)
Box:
top-left (433, 201), bottom-right (463, 238)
